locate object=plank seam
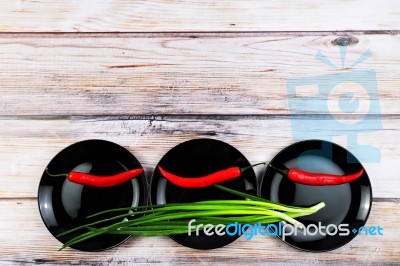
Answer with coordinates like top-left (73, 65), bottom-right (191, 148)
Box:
top-left (1, 197), bottom-right (398, 202)
top-left (0, 31), bottom-right (398, 38)
top-left (0, 114), bottom-right (397, 121)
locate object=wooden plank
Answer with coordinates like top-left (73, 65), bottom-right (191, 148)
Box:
top-left (0, 116), bottom-right (398, 198)
top-left (0, 34), bottom-right (399, 116)
top-left (0, 199), bottom-right (397, 265)
top-left (0, 1), bottom-right (399, 32)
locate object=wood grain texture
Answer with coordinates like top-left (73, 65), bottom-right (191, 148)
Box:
top-left (0, 34), bottom-right (399, 116)
top-left (0, 199), bottom-right (398, 265)
top-left (0, 1), bottom-right (399, 32)
top-left (1, 1), bottom-right (399, 264)
top-left (0, 116), bottom-right (398, 198)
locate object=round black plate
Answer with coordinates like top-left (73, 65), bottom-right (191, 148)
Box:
top-left (38, 139), bottom-right (147, 251)
top-left (150, 139), bottom-right (258, 250)
top-left (260, 140), bottom-right (372, 252)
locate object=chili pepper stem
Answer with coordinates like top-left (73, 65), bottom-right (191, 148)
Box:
top-left (268, 164), bottom-right (289, 176)
top-left (45, 168), bottom-right (69, 178)
top-left (240, 162), bottom-right (267, 174)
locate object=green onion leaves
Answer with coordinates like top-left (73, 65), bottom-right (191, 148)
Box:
top-left (58, 185), bottom-right (325, 250)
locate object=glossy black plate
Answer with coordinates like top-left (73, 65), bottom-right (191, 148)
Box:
top-left (260, 140), bottom-right (372, 252)
top-left (38, 139), bottom-right (147, 251)
top-left (150, 139), bottom-right (258, 249)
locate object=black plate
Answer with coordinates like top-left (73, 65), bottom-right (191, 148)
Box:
top-left (260, 140), bottom-right (372, 252)
top-left (38, 139), bottom-right (147, 251)
top-left (150, 139), bottom-right (258, 249)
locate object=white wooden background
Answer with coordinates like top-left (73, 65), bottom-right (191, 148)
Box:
top-left (0, 1), bottom-right (399, 265)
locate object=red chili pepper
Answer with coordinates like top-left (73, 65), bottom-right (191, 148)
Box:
top-left (268, 164), bottom-right (364, 186)
top-left (158, 162), bottom-right (264, 188)
top-left (45, 168), bottom-right (143, 188)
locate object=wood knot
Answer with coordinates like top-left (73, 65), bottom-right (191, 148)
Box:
top-left (332, 37), bottom-right (359, 46)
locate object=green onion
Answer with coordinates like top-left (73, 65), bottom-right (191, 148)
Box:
top-left (58, 185), bottom-right (325, 250)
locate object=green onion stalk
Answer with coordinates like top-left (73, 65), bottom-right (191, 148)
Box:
top-left (58, 185), bottom-right (325, 250)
